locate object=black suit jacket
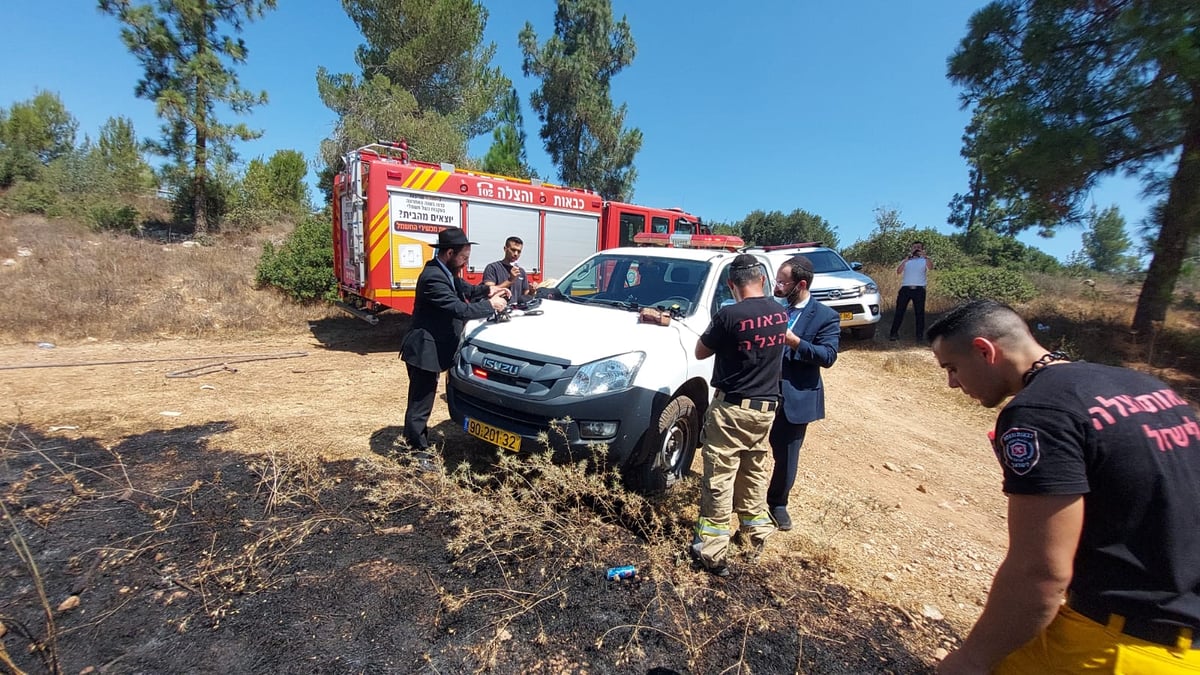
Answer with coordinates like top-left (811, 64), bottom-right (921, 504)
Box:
top-left (400, 260), bottom-right (495, 373)
top-left (779, 299), bottom-right (841, 424)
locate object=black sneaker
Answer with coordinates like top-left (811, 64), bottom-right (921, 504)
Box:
top-left (770, 506), bottom-right (793, 531)
top-left (888, 335), bottom-right (899, 342)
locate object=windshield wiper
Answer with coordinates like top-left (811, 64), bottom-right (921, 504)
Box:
top-left (590, 297), bottom-right (640, 312)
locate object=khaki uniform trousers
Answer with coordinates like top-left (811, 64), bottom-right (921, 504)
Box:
top-left (692, 399), bottom-right (776, 569)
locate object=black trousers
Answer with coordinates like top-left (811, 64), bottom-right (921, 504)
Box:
top-left (404, 364), bottom-right (440, 451)
top-left (889, 285), bottom-right (927, 339)
top-left (768, 415), bottom-right (809, 508)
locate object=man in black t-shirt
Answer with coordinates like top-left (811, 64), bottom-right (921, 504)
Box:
top-left (928, 300), bottom-right (1200, 674)
top-left (689, 254), bottom-right (787, 577)
top-left (482, 236), bottom-right (537, 300)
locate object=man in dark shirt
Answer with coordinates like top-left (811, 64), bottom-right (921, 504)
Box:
top-left (482, 236), bottom-right (538, 300)
top-left (929, 299), bottom-right (1200, 674)
top-left (690, 254), bottom-right (788, 577)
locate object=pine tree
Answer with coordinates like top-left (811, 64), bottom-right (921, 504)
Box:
top-left (100, 0), bottom-right (276, 234)
top-left (520, 0), bottom-right (641, 200)
top-left (481, 88), bottom-right (534, 179)
top-left (317, 0), bottom-right (509, 169)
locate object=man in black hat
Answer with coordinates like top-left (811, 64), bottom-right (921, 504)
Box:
top-left (400, 227), bottom-right (510, 465)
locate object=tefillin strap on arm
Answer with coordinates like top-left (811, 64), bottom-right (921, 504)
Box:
top-left (1022, 350), bottom-right (1070, 386)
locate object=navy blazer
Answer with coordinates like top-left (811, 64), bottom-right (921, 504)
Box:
top-left (400, 260), bottom-right (495, 373)
top-left (779, 299), bottom-right (841, 424)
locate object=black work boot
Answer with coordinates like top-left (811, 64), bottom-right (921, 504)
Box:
top-left (770, 505), bottom-right (793, 531)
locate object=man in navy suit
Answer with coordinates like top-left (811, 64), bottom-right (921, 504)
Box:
top-left (400, 227), bottom-right (510, 465)
top-left (767, 255), bottom-right (841, 530)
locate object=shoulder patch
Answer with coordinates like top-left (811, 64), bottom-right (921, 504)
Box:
top-left (999, 428), bottom-right (1040, 476)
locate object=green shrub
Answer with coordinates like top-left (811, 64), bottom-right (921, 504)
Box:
top-left (254, 214), bottom-right (336, 302)
top-left (934, 266), bottom-right (1038, 304)
top-left (1, 180), bottom-right (59, 214)
top-left (86, 201), bottom-right (139, 233)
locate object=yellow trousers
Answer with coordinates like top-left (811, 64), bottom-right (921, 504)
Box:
top-left (994, 605), bottom-right (1200, 674)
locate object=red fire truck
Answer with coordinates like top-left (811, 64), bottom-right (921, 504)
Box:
top-left (332, 141), bottom-right (708, 321)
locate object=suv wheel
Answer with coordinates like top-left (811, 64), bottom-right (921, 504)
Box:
top-left (625, 396), bottom-right (699, 493)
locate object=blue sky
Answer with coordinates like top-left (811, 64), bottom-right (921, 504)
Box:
top-left (1, 1), bottom-right (1151, 261)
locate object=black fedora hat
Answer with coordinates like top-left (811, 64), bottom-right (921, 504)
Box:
top-left (432, 227), bottom-right (477, 248)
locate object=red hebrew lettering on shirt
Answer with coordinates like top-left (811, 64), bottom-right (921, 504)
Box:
top-left (1142, 416), bottom-right (1200, 452)
top-left (1088, 388), bottom-right (1191, 430)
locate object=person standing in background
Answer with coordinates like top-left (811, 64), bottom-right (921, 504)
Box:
top-left (889, 241), bottom-right (933, 342)
top-left (483, 236), bottom-right (538, 301)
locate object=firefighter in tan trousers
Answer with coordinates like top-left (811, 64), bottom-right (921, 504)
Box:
top-left (690, 254), bottom-right (787, 577)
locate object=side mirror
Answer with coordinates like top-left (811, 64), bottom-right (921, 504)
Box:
top-left (850, 262), bottom-right (863, 271)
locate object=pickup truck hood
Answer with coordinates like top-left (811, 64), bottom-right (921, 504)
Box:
top-left (810, 269), bottom-right (875, 292)
top-left (462, 299), bottom-right (706, 365)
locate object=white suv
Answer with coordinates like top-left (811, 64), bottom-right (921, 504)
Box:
top-left (749, 243), bottom-right (882, 340)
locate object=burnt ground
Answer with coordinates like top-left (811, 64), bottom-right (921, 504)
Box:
top-left (0, 320), bottom-right (998, 674)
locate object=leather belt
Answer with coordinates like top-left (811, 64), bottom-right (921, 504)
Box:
top-left (1068, 593), bottom-right (1200, 650)
top-left (714, 391), bottom-right (777, 413)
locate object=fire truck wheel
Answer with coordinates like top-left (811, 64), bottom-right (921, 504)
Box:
top-left (625, 395), bottom-right (699, 494)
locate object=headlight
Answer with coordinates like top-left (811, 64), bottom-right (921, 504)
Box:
top-left (565, 352), bottom-right (645, 396)
top-left (864, 282), bottom-right (878, 294)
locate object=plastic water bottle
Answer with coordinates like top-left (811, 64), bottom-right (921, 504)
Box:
top-left (605, 565), bottom-right (637, 581)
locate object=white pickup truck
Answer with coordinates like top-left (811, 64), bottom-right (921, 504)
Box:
top-left (446, 244), bottom-right (776, 492)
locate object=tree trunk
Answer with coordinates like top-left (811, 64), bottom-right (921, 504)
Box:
top-left (1131, 104), bottom-right (1200, 333)
top-left (192, 5), bottom-right (210, 236)
top-left (193, 127), bottom-right (208, 235)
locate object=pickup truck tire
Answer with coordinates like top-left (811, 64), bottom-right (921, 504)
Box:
top-left (625, 395), bottom-right (699, 493)
top-left (850, 324), bottom-right (877, 340)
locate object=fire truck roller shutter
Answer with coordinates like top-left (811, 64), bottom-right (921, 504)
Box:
top-left (543, 211), bottom-right (601, 279)
top-left (464, 202), bottom-right (541, 276)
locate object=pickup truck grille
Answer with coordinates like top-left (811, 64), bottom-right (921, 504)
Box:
top-left (811, 287), bottom-right (863, 301)
top-left (456, 343), bottom-right (572, 397)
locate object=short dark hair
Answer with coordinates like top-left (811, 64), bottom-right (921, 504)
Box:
top-left (926, 299), bottom-right (1029, 345)
top-left (728, 254), bottom-right (764, 287)
top-left (505, 236), bottom-right (524, 247)
top-left (781, 255), bottom-right (814, 287)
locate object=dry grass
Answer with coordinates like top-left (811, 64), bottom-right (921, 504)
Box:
top-left (0, 214), bottom-right (338, 344)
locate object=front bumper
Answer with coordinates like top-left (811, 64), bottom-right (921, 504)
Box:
top-left (823, 294), bottom-right (882, 328)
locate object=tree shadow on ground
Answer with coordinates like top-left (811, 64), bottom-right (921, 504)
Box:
top-left (307, 312), bottom-right (409, 354)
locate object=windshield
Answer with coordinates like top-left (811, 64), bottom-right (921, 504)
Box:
top-left (547, 253), bottom-right (712, 316)
top-left (801, 250), bottom-right (852, 274)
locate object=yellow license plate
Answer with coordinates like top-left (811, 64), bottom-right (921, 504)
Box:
top-left (839, 312), bottom-right (854, 321)
top-left (465, 418), bottom-right (521, 452)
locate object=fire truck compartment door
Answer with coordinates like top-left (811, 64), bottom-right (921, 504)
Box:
top-left (542, 211), bottom-right (601, 280)
top-left (464, 202), bottom-right (540, 277)
top-left (340, 191), bottom-right (364, 287)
